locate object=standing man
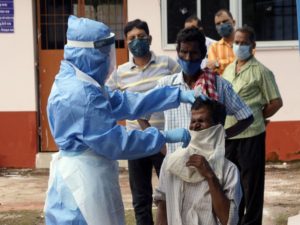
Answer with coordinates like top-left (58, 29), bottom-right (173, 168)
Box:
top-left (207, 9), bottom-right (236, 75)
top-left (157, 27), bottom-right (253, 154)
top-left (106, 19), bottom-right (180, 225)
top-left (223, 25), bottom-right (283, 225)
top-left (184, 15), bottom-right (216, 69)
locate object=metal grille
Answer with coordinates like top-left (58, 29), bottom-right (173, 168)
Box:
top-left (40, 0), bottom-right (125, 50)
top-left (84, 0), bottom-right (125, 48)
top-left (40, 0), bottom-right (78, 49)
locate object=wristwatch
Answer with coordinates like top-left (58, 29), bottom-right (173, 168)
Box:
top-left (214, 60), bottom-right (219, 68)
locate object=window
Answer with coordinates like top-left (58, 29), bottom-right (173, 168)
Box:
top-left (242, 0), bottom-right (297, 41)
top-left (161, 0), bottom-right (229, 49)
top-left (161, 0), bottom-right (298, 50)
top-left (166, 0), bottom-right (197, 44)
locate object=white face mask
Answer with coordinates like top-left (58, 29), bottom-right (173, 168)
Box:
top-left (233, 44), bottom-right (252, 60)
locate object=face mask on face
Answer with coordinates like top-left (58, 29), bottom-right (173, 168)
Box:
top-left (216, 22), bottom-right (233, 38)
top-left (128, 38), bottom-right (150, 57)
top-left (233, 44), bottom-right (252, 61)
top-left (177, 58), bottom-right (202, 76)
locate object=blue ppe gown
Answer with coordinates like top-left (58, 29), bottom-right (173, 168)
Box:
top-left (44, 61), bottom-right (181, 225)
top-left (44, 16), bottom-right (182, 225)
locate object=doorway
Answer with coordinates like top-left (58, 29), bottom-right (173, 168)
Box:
top-left (37, 0), bottom-right (128, 151)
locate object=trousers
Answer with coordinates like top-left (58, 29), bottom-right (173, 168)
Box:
top-left (225, 132), bottom-right (265, 225)
top-left (128, 152), bottom-right (165, 225)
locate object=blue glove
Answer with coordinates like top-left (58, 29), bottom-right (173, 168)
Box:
top-left (180, 90), bottom-right (207, 104)
top-left (163, 128), bottom-right (191, 148)
top-left (179, 90), bottom-right (195, 104)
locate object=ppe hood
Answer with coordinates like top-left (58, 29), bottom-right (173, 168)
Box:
top-left (64, 15), bottom-right (116, 85)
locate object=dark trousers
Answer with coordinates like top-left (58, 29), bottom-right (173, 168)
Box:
top-left (128, 152), bottom-right (165, 225)
top-left (225, 132), bottom-right (266, 225)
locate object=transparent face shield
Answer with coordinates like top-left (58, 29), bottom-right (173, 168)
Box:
top-left (94, 33), bottom-right (116, 81)
top-left (66, 32), bottom-right (116, 82)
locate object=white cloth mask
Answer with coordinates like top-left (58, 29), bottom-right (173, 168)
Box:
top-left (166, 124), bottom-right (225, 183)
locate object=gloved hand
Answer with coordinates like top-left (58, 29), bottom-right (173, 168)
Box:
top-left (179, 90), bottom-right (195, 104)
top-left (163, 128), bottom-right (191, 148)
top-left (194, 86), bottom-right (208, 100)
top-left (179, 90), bottom-right (207, 104)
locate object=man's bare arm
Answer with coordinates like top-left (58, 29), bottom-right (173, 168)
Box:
top-left (225, 115), bottom-right (254, 138)
top-left (263, 98), bottom-right (283, 118)
top-left (186, 154), bottom-right (230, 225)
top-left (137, 119), bottom-right (167, 155)
top-left (155, 200), bottom-right (168, 225)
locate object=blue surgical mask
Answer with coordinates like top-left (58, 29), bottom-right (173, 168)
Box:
top-left (128, 38), bottom-right (150, 57)
top-left (233, 44), bottom-right (252, 60)
top-left (216, 22), bottom-right (233, 37)
top-left (177, 58), bottom-right (202, 76)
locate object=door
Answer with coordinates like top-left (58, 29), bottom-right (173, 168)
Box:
top-left (37, 0), bottom-right (128, 151)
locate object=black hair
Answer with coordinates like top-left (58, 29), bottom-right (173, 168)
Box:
top-left (185, 15), bottom-right (203, 28)
top-left (176, 27), bottom-right (207, 60)
top-left (215, 8), bottom-right (233, 20)
top-left (236, 25), bottom-right (256, 43)
top-left (191, 97), bottom-right (226, 125)
top-left (124, 19), bottom-right (149, 37)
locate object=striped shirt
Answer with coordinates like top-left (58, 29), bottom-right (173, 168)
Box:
top-left (154, 157), bottom-right (242, 225)
top-left (223, 57), bottom-right (281, 139)
top-left (208, 38), bottom-right (235, 75)
top-left (157, 71), bottom-right (252, 154)
top-left (106, 51), bottom-right (180, 130)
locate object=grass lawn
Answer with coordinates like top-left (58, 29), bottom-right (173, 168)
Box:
top-left (0, 209), bottom-right (157, 225)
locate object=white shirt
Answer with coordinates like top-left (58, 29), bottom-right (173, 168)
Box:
top-left (154, 157), bottom-right (242, 225)
top-left (201, 36), bottom-right (216, 69)
top-left (106, 51), bottom-right (180, 131)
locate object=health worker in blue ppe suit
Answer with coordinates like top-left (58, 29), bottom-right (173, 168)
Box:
top-left (44, 15), bottom-right (199, 225)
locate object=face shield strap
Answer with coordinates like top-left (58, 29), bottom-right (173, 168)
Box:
top-left (66, 32), bottom-right (115, 49)
top-left (94, 33), bottom-right (115, 48)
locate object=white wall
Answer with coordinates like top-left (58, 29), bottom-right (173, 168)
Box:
top-left (128, 0), bottom-right (171, 56)
top-left (255, 49), bottom-right (300, 121)
top-left (0, 0), bottom-right (37, 111)
top-left (128, 0), bottom-right (300, 122)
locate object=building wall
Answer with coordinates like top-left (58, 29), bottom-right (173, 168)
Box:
top-left (0, 0), bottom-right (38, 168)
top-left (256, 49), bottom-right (300, 161)
top-left (128, 0), bottom-right (300, 161)
top-left (0, 0), bottom-right (298, 168)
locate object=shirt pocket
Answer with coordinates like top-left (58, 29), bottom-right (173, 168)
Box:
top-left (235, 77), bottom-right (260, 100)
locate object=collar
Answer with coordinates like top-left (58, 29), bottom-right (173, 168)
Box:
top-left (128, 51), bottom-right (156, 69)
top-left (172, 71), bottom-right (185, 85)
top-left (234, 56), bottom-right (258, 75)
top-left (173, 71), bottom-right (211, 89)
top-left (219, 38), bottom-right (233, 48)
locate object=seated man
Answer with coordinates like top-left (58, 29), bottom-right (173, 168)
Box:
top-left (154, 98), bottom-right (242, 225)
